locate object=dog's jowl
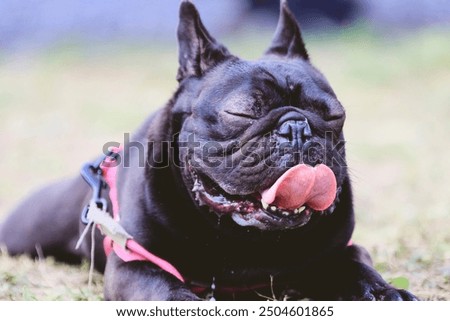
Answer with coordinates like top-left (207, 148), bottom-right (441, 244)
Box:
top-left (0, 1), bottom-right (417, 301)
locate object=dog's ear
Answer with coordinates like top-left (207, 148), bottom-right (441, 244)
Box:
top-left (264, 0), bottom-right (309, 60)
top-left (177, 1), bottom-right (233, 82)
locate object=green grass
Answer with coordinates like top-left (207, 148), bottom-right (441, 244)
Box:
top-left (0, 27), bottom-right (449, 300)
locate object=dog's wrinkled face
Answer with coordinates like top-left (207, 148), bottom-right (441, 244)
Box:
top-left (174, 2), bottom-right (347, 231)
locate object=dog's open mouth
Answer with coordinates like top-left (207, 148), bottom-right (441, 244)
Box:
top-left (189, 164), bottom-right (339, 230)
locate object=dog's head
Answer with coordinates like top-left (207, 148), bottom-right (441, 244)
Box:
top-left (173, 1), bottom-right (347, 231)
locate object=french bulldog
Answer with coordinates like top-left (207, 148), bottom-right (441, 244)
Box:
top-left (0, 0), bottom-right (417, 301)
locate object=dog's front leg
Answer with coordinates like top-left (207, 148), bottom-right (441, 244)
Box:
top-left (103, 253), bottom-right (199, 301)
top-left (296, 244), bottom-right (418, 301)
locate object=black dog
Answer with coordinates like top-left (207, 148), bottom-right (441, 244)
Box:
top-left (0, 1), bottom-right (417, 301)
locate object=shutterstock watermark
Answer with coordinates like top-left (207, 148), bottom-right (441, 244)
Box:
top-left (101, 132), bottom-right (346, 169)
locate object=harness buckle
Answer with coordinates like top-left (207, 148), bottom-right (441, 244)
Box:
top-left (80, 153), bottom-right (110, 225)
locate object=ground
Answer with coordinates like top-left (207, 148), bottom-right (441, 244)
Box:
top-left (0, 27), bottom-right (449, 300)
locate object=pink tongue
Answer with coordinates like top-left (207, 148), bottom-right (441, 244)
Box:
top-left (261, 164), bottom-right (337, 211)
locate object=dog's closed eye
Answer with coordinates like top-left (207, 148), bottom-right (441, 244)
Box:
top-left (222, 94), bottom-right (264, 120)
top-left (224, 110), bottom-right (259, 120)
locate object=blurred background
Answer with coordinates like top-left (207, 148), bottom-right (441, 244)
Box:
top-left (0, 0), bottom-right (449, 300)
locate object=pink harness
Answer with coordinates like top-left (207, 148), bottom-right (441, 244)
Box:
top-left (100, 150), bottom-right (185, 283)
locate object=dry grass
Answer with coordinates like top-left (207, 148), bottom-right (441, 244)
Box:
top-left (0, 252), bottom-right (102, 300)
top-left (0, 26), bottom-right (449, 300)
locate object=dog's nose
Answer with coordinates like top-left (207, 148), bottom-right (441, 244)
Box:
top-left (277, 118), bottom-right (312, 149)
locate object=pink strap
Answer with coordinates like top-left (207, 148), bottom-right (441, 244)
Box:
top-left (100, 147), bottom-right (185, 283)
top-left (101, 150), bottom-right (120, 220)
top-left (103, 236), bottom-right (184, 282)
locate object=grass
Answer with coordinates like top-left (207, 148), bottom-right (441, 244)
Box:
top-left (0, 26), bottom-right (449, 300)
top-left (0, 254), bottom-right (102, 300)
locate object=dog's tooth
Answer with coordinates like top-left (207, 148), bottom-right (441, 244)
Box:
top-left (294, 209), bottom-right (299, 214)
top-left (270, 206), bottom-right (277, 212)
top-left (192, 179), bottom-right (201, 192)
top-left (261, 200), bottom-right (269, 210)
top-left (297, 206), bottom-right (306, 213)
top-left (282, 211), bottom-right (289, 216)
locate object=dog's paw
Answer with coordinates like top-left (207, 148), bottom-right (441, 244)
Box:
top-left (323, 261), bottom-right (419, 301)
top-left (352, 283), bottom-right (418, 301)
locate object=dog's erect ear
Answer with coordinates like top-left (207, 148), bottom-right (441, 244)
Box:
top-left (264, 0), bottom-right (309, 60)
top-left (177, 1), bottom-right (233, 82)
